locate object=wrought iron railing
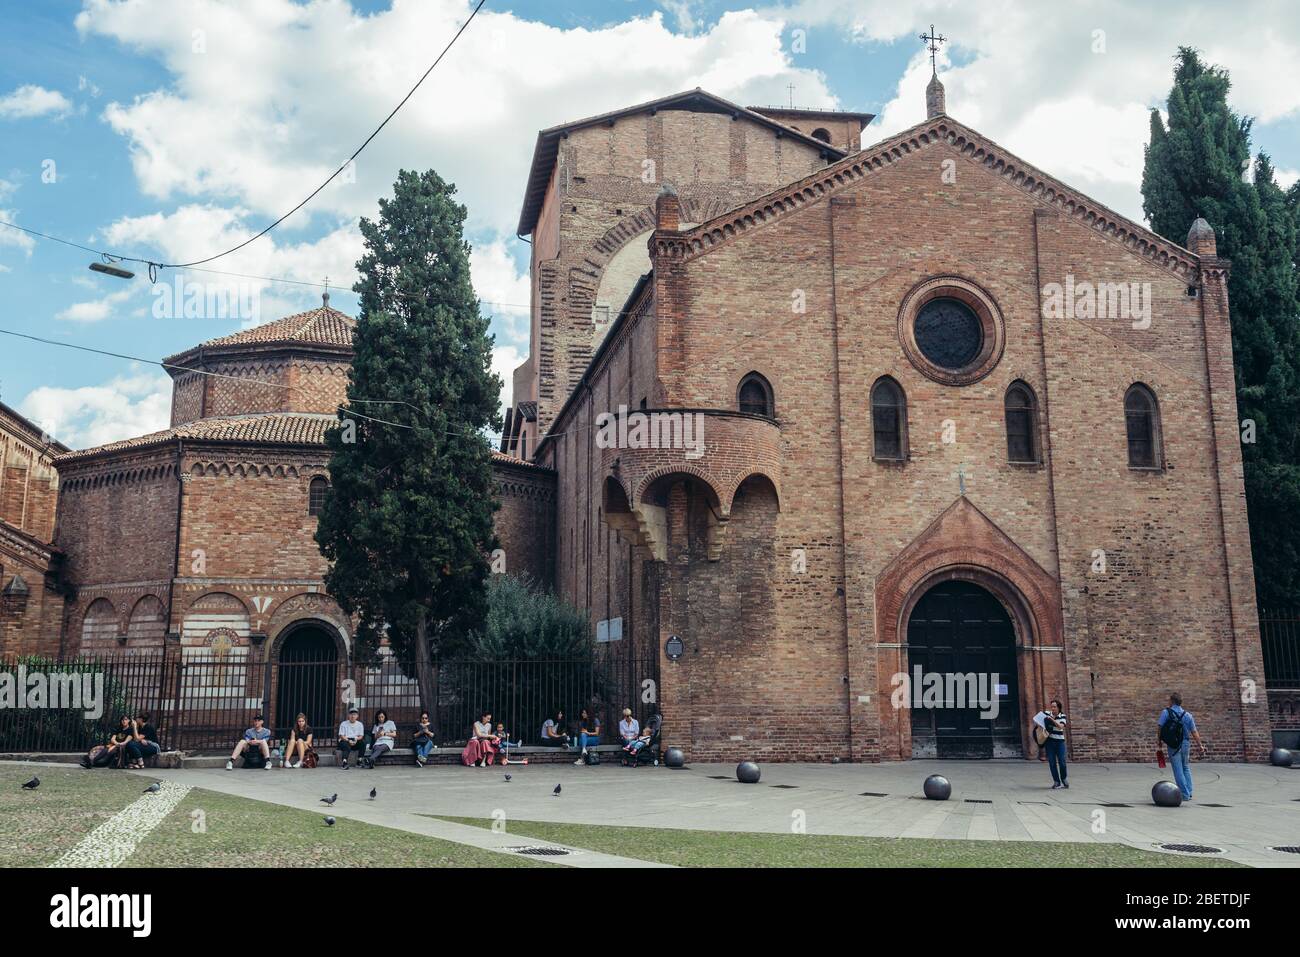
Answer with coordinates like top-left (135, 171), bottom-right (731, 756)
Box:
top-left (1261, 610), bottom-right (1300, 688)
top-left (0, 649), bottom-right (658, 755)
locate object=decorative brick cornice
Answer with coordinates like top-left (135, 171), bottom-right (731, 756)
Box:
top-left (0, 519), bottom-right (59, 567)
top-left (670, 115), bottom-right (1204, 282)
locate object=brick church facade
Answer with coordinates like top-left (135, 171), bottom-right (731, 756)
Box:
top-left (502, 82), bottom-right (1270, 763)
top-left (0, 79), bottom-right (1273, 762)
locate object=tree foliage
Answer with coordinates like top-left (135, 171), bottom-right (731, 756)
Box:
top-left (468, 574), bottom-right (592, 659)
top-left (315, 169), bottom-right (502, 702)
top-left (1142, 47), bottom-right (1300, 607)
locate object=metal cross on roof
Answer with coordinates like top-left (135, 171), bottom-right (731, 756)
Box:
top-left (920, 24), bottom-right (946, 75)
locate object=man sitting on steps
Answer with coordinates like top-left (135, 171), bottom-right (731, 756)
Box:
top-left (226, 714), bottom-right (272, 770)
top-left (337, 707), bottom-right (366, 770)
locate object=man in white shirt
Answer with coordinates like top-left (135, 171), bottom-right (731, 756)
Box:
top-left (618, 708), bottom-right (640, 743)
top-left (337, 707), bottom-right (365, 770)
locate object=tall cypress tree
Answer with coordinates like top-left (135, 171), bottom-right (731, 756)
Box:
top-left (316, 169), bottom-right (502, 708)
top-left (1142, 47), bottom-right (1300, 608)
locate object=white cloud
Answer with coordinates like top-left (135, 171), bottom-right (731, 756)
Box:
top-left (1273, 166), bottom-right (1299, 190)
top-left (55, 285), bottom-right (137, 323)
top-left (775, 0), bottom-right (1300, 223)
top-left (19, 370), bottom-right (171, 449)
top-left (490, 343), bottom-right (523, 429)
top-left (0, 84), bottom-right (73, 119)
top-left (0, 210), bottom-right (35, 255)
top-left (0, 180), bottom-right (34, 256)
top-left (101, 203), bottom-right (362, 320)
top-left (471, 239), bottom-right (530, 349)
top-left (76, 2), bottom-right (839, 235)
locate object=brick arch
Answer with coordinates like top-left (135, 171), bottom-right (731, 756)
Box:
top-left (80, 597), bottom-right (120, 652)
top-left (722, 470), bottom-right (782, 513)
top-left (267, 615), bottom-right (348, 664)
top-left (125, 594), bottom-right (167, 647)
top-left (266, 593), bottom-right (352, 657)
top-left (634, 464), bottom-right (724, 512)
top-left (872, 497), bottom-right (1065, 761)
top-left (182, 591), bottom-right (251, 647)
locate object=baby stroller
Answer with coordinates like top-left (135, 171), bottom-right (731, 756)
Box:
top-left (621, 714), bottom-right (662, 767)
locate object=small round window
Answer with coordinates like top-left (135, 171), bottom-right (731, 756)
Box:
top-left (913, 297), bottom-right (983, 371)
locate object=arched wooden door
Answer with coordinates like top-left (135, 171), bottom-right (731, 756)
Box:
top-left (906, 580), bottom-right (1021, 759)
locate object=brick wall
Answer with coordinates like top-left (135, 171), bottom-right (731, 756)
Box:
top-left (539, 115), bottom-right (1269, 763)
top-left (493, 459), bottom-right (556, 587)
top-left (521, 108), bottom-right (837, 436)
top-left (171, 355), bottom-right (349, 426)
top-left (0, 404), bottom-right (60, 543)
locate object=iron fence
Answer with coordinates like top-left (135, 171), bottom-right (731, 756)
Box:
top-left (0, 648), bottom-right (658, 754)
top-left (1261, 610), bottom-right (1300, 688)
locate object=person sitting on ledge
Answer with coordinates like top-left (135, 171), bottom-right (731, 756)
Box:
top-left (283, 713), bottom-right (313, 769)
top-left (337, 707), bottom-right (366, 770)
top-left (128, 711), bottom-right (161, 769)
top-left (462, 711), bottom-right (500, 767)
top-left (540, 710), bottom-right (570, 747)
top-left (411, 711), bottom-right (436, 766)
top-left (618, 708), bottom-right (640, 746)
top-left (109, 715), bottom-right (137, 769)
top-left (227, 714), bottom-right (272, 770)
top-left (364, 710), bottom-right (397, 768)
top-left (573, 707), bottom-right (602, 765)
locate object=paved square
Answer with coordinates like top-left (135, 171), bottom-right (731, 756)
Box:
top-left (131, 759), bottom-right (1300, 868)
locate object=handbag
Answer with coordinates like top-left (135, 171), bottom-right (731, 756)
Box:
top-left (1032, 724), bottom-right (1049, 746)
top-left (302, 748), bottom-right (318, 769)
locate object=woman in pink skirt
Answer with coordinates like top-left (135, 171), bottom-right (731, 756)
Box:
top-left (461, 710), bottom-right (500, 767)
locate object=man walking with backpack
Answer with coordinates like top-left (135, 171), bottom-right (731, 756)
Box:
top-left (1157, 693), bottom-right (1208, 801)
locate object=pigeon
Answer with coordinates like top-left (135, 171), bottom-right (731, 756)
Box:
top-left (552, 783), bottom-right (561, 796)
top-left (369, 787), bottom-right (377, 800)
top-left (503, 773), bottom-right (512, 782)
top-left (320, 793), bottom-right (337, 805)
top-left (21, 777), bottom-right (38, 790)
top-left (143, 782), bottom-right (161, 794)
top-left (324, 816), bottom-right (336, 827)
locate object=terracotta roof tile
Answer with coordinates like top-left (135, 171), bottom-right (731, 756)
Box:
top-left (56, 412), bottom-right (337, 463)
top-left (492, 449), bottom-right (552, 472)
top-left (177, 305), bottom-right (356, 357)
top-left (59, 415), bottom-right (555, 472)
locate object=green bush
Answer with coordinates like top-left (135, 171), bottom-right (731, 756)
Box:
top-left (467, 574), bottom-right (592, 659)
top-left (0, 655), bottom-right (137, 753)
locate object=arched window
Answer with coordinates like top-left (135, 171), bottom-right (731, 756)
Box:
top-left (871, 377), bottom-right (907, 460)
top-left (737, 372), bottom-right (774, 417)
top-left (1004, 382), bottom-right (1040, 463)
top-left (1124, 383), bottom-right (1161, 469)
top-left (811, 127), bottom-right (832, 144)
top-left (308, 477), bottom-right (329, 516)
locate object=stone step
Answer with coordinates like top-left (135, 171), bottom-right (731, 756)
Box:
top-left (186, 743), bottom-right (634, 769)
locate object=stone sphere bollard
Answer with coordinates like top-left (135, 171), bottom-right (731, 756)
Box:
top-left (1151, 780), bottom-right (1183, 807)
top-left (922, 774), bottom-right (951, 800)
top-left (736, 760), bottom-right (761, 784)
top-left (664, 747), bottom-right (686, 768)
top-left (1269, 747), bottom-right (1293, 768)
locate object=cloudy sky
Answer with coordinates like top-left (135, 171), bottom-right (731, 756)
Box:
top-left (2, 0), bottom-right (1299, 448)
